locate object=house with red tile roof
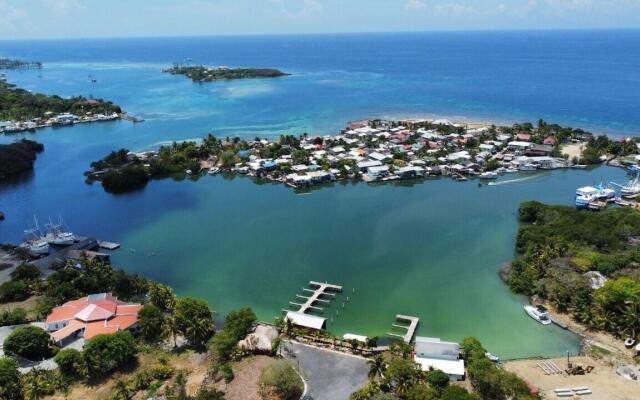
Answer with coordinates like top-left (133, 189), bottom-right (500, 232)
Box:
top-left (516, 133), bottom-right (532, 142)
top-left (543, 136), bottom-right (558, 146)
top-left (46, 293), bottom-right (142, 346)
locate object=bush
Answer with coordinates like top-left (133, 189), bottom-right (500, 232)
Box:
top-left (425, 368), bottom-right (450, 391)
top-left (195, 388), bottom-right (226, 400)
top-left (54, 348), bottom-right (85, 378)
top-left (83, 331), bottom-right (137, 378)
top-left (0, 280), bottom-right (30, 303)
top-left (258, 360), bottom-right (303, 400)
top-left (3, 325), bottom-right (53, 360)
top-left (0, 357), bottom-right (22, 400)
top-left (221, 363), bottom-right (234, 383)
top-left (0, 308), bottom-right (28, 326)
top-left (10, 263), bottom-right (41, 282)
top-left (174, 297), bottom-right (215, 347)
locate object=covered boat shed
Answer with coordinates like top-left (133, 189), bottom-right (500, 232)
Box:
top-left (285, 311), bottom-right (326, 330)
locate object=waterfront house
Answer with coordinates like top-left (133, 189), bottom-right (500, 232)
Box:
top-left (367, 165), bottom-right (390, 180)
top-left (53, 113), bottom-right (76, 125)
top-left (507, 141), bottom-right (533, 152)
top-left (525, 144), bottom-right (554, 157)
top-left (369, 151), bottom-right (391, 162)
top-left (357, 159), bottom-right (383, 172)
top-left (414, 336), bottom-right (465, 381)
top-left (46, 293), bottom-right (142, 347)
top-left (447, 151), bottom-right (471, 163)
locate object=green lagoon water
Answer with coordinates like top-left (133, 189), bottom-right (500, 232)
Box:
top-left (112, 168), bottom-right (626, 358)
top-left (2, 32), bottom-right (639, 359)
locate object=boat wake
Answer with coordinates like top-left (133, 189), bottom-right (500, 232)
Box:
top-left (487, 174), bottom-right (541, 186)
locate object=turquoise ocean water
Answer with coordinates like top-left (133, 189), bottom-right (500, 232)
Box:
top-left (1, 31), bottom-right (640, 357)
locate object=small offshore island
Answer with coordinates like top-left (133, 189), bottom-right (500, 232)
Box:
top-left (163, 64), bottom-right (289, 82)
top-left (85, 117), bottom-right (638, 194)
top-left (0, 58), bottom-right (42, 70)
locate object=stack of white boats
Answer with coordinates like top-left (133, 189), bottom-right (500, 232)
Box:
top-left (19, 216), bottom-right (75, 255)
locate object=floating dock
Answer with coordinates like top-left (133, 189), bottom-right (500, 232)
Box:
top-left (98, 241), bottom-right (121, 250)
top-left (282, 281), bottom-right (343, 330)
top-left (387, 314), bottom-right (420, 343)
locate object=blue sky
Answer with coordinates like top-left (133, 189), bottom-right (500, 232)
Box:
top-left (1, 0), bottom-right (640, 39)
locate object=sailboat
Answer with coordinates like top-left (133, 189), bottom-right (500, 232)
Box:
top-left (612, 172), bottom-right (640, 198)
top-left (44, 215), bottom-right (75, 245)
top-left (20, 216), bottom-right (49, 255)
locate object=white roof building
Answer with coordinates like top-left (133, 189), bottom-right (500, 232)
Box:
top-left (285, 311), bottom-right (326, 330)
top-left (414, 336), bottom-right (465, 381)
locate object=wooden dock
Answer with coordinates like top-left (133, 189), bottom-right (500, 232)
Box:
top-left (281, 281), bottom-right (343, 330)
top-left (387, 314), bottom-right (420, 343)
top-left (32, 237), bottom-right (98, 277)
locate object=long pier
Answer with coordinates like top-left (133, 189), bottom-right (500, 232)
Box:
top-left (387, 314), bottom-right (420, 343)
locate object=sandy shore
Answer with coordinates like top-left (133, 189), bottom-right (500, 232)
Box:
top-left (561, 143), bottom-right (585, 160)
top-left (504, 356), bottom-right (639, 400)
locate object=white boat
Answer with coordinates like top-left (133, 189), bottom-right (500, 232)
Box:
top-left (485, 352), bottom-right (500, 362)
top-left (575, 186), bottom-right (598, 209)
top-left (571, 164), bottom-right (587, 169)
top-left (524, 304), bottom-right (552, 325)
top-left (208, 167), bottom-right (220, 175)
top-left (479, 171), bottom-right (498, 180)
top-left (519, 163), bottom-right (537, 171)
top-left (612, 173), bottom-right (640, 198)
top-left (624, 338), bottom-right (636, 348)
top-left (44, 216), bottom-right (75, 245)
top-left (20, 216), bottom-right (49, 255)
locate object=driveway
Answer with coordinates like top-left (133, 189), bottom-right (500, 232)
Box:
top-left (283, 341), bottom-right (369, 400)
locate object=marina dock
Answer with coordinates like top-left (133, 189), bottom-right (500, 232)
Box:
top-left (388, 314), bottom-right (420, 343)
top-left (98, 240), bottom-right (121, 250)
top-left (32, 236), bottom-right (120, 277)
top-left (282, 281), bottom-right (343, 330)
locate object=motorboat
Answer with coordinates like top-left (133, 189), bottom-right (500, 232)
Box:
top-left (524, 304), bottom-right (552, 325)
top-left (44, 216), bottom-right (75, 245)
top-left (594, 182), bottom-right (616, 200)
top-left (624, 338), bottom-right (636, 348)
top-left (575, 186), bottom-right (598, 209)
top-left (208, 167), bottom-right (220, 175)
top-left (519, 163), bottom-right (537, 171)
top-left (479, 171), bottom-right (498, 180)
top-left (485, 352), bottom-right (500, 362)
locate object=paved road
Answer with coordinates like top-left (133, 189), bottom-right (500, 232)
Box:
top-left (284, 341), bottom-right (369, 400)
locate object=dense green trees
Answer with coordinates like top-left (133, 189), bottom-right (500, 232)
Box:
top-left (138, 304), bottom-right (166, 344)
top-left (83, 331), bottom-right (137, 379)
top-left (508, 201), bottom-right (640, 338)
top-left (0, 80), bottom-right (121, 122)
top-left (0, 280), bottom-right (31, 303)
top-left (209, 308), bottom-right (256, 362)
top-left (164, 65), bottom-right (288, 82)
top-left (0, 357), bottom-right (22, 400)
top-left (101, 165), bottom-right (150, 193)
top-left (0, 140), bottom-right (44, 178)
top-left (258, 360), bottom-right (304, 400)
top-left (3, 326), bottom-right (53, 361)
top-left (174, 297), bottom-right (215, 347)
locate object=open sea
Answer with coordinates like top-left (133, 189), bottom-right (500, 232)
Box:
top-left (1, 30), bottom-right (639, 358)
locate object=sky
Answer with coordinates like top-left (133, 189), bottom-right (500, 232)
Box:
top-left (1, 0), bottom-right (640, 39)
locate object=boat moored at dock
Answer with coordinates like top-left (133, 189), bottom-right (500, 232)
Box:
top-left (524, 304), bottom-right (552, 325)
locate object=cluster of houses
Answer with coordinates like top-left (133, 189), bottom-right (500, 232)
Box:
top-left (0, 111), bottom-right (119, 134)
top-left (229, 118), bottom-right (570, 188)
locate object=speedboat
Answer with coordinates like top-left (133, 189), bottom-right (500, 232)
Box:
top-left (524, 304), bottom-right (552, 325)
top-left (624, 338), bottom-right (636, 348)
top-left (485, 352), bottom-right (500, 362)
top-left (208, 167), bottom-right (220, 175)
top-left (479, 171), bottom-right (498, 180)
top-left (44, 216), bottom-right (75, 245)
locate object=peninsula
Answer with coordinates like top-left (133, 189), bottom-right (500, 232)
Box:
top-left (163, 64), bottom-right (289, 82)
top-left (86, 117), bottom-right (637, 194)
top-left (0, 139), bottom-right (44, 178)
top-left (0, 80), bottom-right (122, 133)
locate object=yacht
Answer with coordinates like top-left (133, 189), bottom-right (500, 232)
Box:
top-left (575, 186), bottom-right (598, 209)
top-left (519, 163), bottom-right (537, 171)
top-left (594, 182), bottom-right (616, 200)
top-left (479, 171), bottom-right (498, 180)
top-left (44, 216), bottom-right (75, 245)
top-left (524, 304), bottom-right (552, 325)
top-left (20, 217), bottom-right (49, 255)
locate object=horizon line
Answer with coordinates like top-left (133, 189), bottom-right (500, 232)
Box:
top-left (2, 27), bottom-right (640, 42)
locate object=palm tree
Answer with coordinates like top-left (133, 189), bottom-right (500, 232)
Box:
top-left (186, 316), bottom-right (214, 346)
top-left (622, 301), bottom-right (640, 338)
top-left (163, 315), bottom-right (180, 348)
top-left (22, 369), bottom-right (53, 400)
top-left (283, 317), bottom-right (295, 338)
top-left (367, 355), bottom-right (386, 381)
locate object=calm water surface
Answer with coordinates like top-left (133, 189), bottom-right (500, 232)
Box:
top-left (1, 31), bottom-right (639, 357)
